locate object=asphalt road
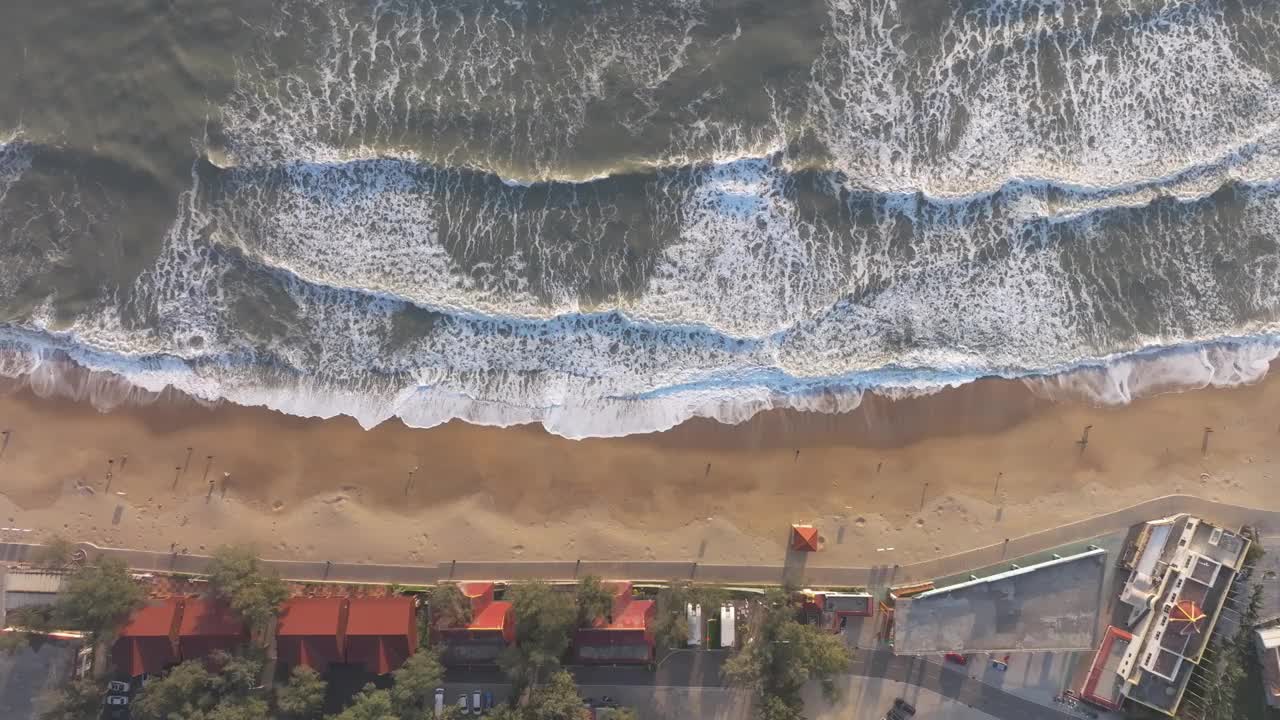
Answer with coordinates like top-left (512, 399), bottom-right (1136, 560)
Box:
top-left (441, 650), bottom-right (1078, 720)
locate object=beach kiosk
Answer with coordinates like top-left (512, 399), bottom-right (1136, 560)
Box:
top-left (791, 525), bottom-right (819, 552)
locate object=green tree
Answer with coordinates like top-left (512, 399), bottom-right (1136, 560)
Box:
top-left (132, 660), bottom-right (218, 720)
top-left (574, 576), bottom-right (614, 628)
top-left (755, 694), bottom-right (803, 720)
top-left (31, 535), bottom-right (75, 569)
top-left (524, 670), bottom-right (585, 720)
top-left (198, 697), bottom-right (270, 720)
top-left (486, 707), bottom-right (521, 720)
top-left (427, 583), bottom-right (471, 630)
top-left (498, 582), bottom-right (576, 695)
top-left (206, 545), bottom-right (289, 636)
top-left (38, 677), bottom-right (101, 720)
top-left (389, 648), bottom-right (445, 719)
top-left (55, 557), bottom-right (143, 639)
top-left (131, 652), bottom-right (262, 720)
top-left (333, 684), bottom-right (398, 720)
top-left (724, 590), bottom-right (850, 717)
top-left (276, 665), bottom-right (327, 720)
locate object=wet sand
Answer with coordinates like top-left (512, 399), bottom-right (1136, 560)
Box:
top-left (0, 366), bottom-right (1277, 568)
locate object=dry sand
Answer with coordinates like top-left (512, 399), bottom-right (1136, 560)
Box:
top-left (0, 367), bottom-right (1277, 568)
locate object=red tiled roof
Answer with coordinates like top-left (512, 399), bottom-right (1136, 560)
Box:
top-left (345, 597), bottom-right (416, 674)
top-left (119, 600), bottom-right (181, 638)
top-left (277, 598), bottom-right (345, 636)
top-left (277, 598), bottom-right (346, 672)
top-left (178, 599), bottom-right (246, 661)
top-left (576, 583), bottom-right (655, 663)
top-left (113, 600), bottom-right (181, 676)
top-left (470, 600), bottom-right (513, 633)
top-left (346, 597), bottom-right (415, 637)
top-left (460, 582), bottom-right (494, 599)
top-left (791, 525), bottom-right (819, 552)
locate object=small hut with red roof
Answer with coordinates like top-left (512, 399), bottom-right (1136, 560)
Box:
top-left (573, 582), bottom-right (656, 664)
top-left (276, 598), bottom-right (347, 672)
top-left (345, 596), bottom-right (417, 674)
top-left (112, 599), bottom-right (181, 677)
top-left (435, 582), bottom-right (514, 666)
top-left (791, 525), bottom-right (820, 552)
top-left (178, 598), bottom-right (247, 662)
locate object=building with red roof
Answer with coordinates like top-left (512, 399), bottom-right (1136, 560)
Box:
top-left (791, 525), bottom-right (819, 552)
top-left (277, 598), bottom-right (347, 672)
top-left (574, 582), bottom-right (656, 664)
top-left (345, 596), bottom-right (417, 674)
top-left (435, 582), bottom-right (515, 666)
top-left (112, 599), bottom-right (181, 677)
top-left (178, 599), bottom-right (247, 662)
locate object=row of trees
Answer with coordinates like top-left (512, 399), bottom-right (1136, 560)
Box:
top-left (24, 537), bottom-right (851, 720)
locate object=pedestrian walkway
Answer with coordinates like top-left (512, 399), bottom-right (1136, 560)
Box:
top-left (1, 494), bottom-right (1275, 589)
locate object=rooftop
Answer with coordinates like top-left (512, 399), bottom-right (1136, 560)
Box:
top-left (346, 597), bottom-right (415, 637)
top-left (178, 599), bottom-right (244, 639)
top-left (278, 598), bottom-right (345, 636)
top-left (894, 548), bottom-right (1105, 653)
top-left (1114, 516), bottom-right (1251, 716)
top-left (119, 600), bottom-right (181, 639)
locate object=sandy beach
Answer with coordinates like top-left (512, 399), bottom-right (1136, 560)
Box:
top-left (0, 365), bottom-right (1277, 570)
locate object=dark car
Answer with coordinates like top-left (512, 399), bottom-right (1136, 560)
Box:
top-left (894, 698), bottom-right (916, 715)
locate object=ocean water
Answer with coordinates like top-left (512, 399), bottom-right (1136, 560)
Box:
top-left (2, 0), bottom-right (1280, 437)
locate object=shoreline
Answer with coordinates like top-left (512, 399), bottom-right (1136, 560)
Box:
top-left (0, 366), bottom-right (1278, 569)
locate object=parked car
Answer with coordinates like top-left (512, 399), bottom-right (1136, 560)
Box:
top-left (944, 652), bottom-right (968, 665)
top-left (482, 690), bottom-right (494, 711)
top-left (104, 694), bottom-right (129, 720)
top-left (106, 680), bottom-right (130, 695)
top-left (434, 688), bottom-right (445, 716)
top-left (893, 698), bottom-right (916, 715)
top-left (472, 690), bottom-right (483, 714)
top-left (456, 694), bottom-right (469, 715)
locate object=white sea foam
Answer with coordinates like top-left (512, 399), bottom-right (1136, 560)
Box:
top-left (815, 0), bottom-right (1280, 195)
top-left (6, 0), bottom-right (1280, 438)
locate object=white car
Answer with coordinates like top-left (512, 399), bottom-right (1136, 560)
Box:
top-left (456, 694), bottom-right (469, 715)
top-left (105, 695), bottom-right (129, 707)
top-left (471, 690), bottom-right (483, 714)
top-left (434, 688), bottom-right (445, 716)
top-left (106, 681), bottom-right (130, 694)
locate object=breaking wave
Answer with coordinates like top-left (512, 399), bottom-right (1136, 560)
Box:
top-left (3, 0), bottom-right (1280, 437)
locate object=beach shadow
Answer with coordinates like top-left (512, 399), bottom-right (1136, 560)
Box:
top-left (837, 526), bottom-right (846, 544)
top-left (697, 539), bottom-right (708, 559)
top-left (111, 505), bottom-right (124, 526)
top-left (782, 529), bottom-right (812, 587)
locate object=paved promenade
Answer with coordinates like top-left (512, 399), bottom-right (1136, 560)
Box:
top-left (1, 494), bottom-right (1276, 588)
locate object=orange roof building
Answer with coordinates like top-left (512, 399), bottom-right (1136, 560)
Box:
top-left (791, 525), bottom-right (819, 552)
top-left (574, 582), bottom-right (656, 664)
top-left (178, 599), bottom-right (247, 662)
top-left (345, 597), bottom-right (417, 674)
top-left (436, 582), bottom-right (515, 666)
top-left (277, 598), bottom-right (347, 672)
top-left (112, 599), bottom-right (181, 677)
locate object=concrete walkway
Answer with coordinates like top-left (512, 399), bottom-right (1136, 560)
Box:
top-left (1, 493), bottom-right (1275, 588)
